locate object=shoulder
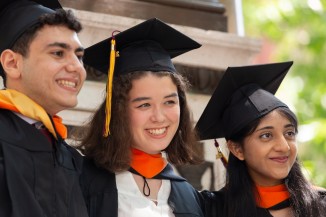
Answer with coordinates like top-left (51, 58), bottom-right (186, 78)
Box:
top-left (0, 109), bottom-right (17, 124)
top-left (0, 109), bottom-right (9, 117)
top-left (0, 110), bottom-right (41, 149)
top-left (80, 158), bottom-right (116, 196)
top-left (80, 158), bottom-right (118, 216)
top-left (169, 180), bottom-right (205, 216)
top-left (0, 110), bottom-right (17, 136)
top-left (0, 110), bottom-right (35, 143)
top-left (200, 188), bottom-right (225, 201)
top-left (199, 189), bottom-right (226, 217)
top-left (58, 141), bottom-right (84, 171)
top-left (81, 158), bottom-right (115, 181)
top-left (171, 179), bottom-right (198, 195)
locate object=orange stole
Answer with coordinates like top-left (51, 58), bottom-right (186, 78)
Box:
top-left (255, 184), bottom-right (290, 209)
top-left (0, 89), bottom-right (67, 139)
top-left (130, 148), bottom-right (166, 178)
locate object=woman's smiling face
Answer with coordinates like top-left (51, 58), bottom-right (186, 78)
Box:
top-left (232, 109), bottom-right (298, 186)
top-left (128, 73), bottom-right (180, 154)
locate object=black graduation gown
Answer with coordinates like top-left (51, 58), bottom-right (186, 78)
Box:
top-left (201, 187), bottom-right (326, 217)
top-left (80, 158), bottom-right (205, 217)
top-left (200, 189), bottom-right (274, 217)
top-left (0, 109), bottom-right (88, 217)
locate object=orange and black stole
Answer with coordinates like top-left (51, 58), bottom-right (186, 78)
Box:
top-left (129, 148), bottom-right (185, 181)
top-left (129, 148), bottom-right (185, 196)
top-left (255, 184), bottom-right (291, 210)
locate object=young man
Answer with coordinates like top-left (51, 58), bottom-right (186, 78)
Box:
top-left (0, 0), bottom-right (88, 216)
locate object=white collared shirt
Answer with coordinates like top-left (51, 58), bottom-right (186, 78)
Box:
top-left (13, 111), bottom-right (38, 125)
top-left (116, 171), bottom-right (175, 217)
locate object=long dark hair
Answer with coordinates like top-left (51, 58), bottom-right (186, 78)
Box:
top-left (225, 107), bottom-right (325, 217)
top-left (77, 71), bottom-right (201, 172)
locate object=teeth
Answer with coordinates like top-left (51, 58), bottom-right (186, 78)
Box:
top-left (148, 128), bottom-right (166, 135)
top-left (57, 80), bottom-right (76, 88)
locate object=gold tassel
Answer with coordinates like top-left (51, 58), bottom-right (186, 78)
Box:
top-left (104, 38), bottom-right (116, 137)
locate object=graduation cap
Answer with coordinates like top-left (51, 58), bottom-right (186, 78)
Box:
top-left (0, 0), bottom-right (62, 76)
top-left (83, 18), bottom-right (201, 75)
top-left (195, 61), bottom-right (293, 141)
top-left (83, 18), bottom-right (201, 137)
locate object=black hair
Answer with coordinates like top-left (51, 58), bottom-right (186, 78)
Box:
top-left (225, 107), bottom-right (325, 217)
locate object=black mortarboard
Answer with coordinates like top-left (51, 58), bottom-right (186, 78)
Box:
top-left (83, 18), bottom-right (201, 137)
top-left (0, 0), bottom-right (62, 76)
top-left (83, 18), bottom-right (201, 75)
top-left (195, 61), bottom-right (293, 140)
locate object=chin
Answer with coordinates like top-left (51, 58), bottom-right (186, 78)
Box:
top-left (63, 100), bottom-right (78, 108)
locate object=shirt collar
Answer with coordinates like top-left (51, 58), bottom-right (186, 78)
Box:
top-left (13, 111), bottom-right (38, 125)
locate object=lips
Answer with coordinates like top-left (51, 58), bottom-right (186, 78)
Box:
top-left (270, 156), bottom-right (288, 163)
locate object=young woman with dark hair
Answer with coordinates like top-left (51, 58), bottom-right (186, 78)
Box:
top-left (197, 62), bottom-right (326, 217)
top-left (78, 18), bottom-right (205, 217)
top-left (81, 70), bottom-right (199, 172)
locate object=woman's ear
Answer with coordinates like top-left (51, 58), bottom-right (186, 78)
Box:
top-left (0, 49), bottom-right (22, 79)
top-left (227, 140), bottom-right (245, 161)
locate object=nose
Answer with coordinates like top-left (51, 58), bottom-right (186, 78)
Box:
top-left (66, 54), bottom-right (85, 74)
top-left (274, 135), bottom-right (291, 152)
top-left (150, 106), bottom-right (165, 123)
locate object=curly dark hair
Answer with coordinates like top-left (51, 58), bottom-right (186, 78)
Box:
top-left (78, 71), bottom-right (202, 172)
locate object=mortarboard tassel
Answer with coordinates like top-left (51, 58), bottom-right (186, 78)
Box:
top-left (104, 31), bottom-right (119, 137)
top-left (214, 139), bottom-right (228, 168)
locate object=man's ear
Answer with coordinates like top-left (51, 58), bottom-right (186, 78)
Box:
top-left (227, 140), bottom-right (245, 160)
top-left (0, 49), bottom-right (22, 79)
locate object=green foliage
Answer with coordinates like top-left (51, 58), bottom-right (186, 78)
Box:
top-left (243, 0), bottom-right (326, 187)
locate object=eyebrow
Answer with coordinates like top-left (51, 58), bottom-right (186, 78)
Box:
top-left (256, 123), bottom-right (295, 132)
top-left (46, 42), bottom-right (84, 53)
top-left (131, 92), bottom-right (178, 103)
top-left (284, 123), bottom-right (295, 129)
